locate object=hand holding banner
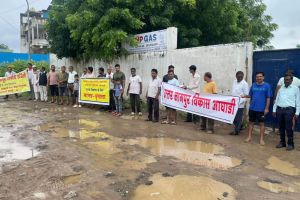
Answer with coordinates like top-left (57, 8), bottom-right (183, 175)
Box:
top-left (0, 71), bottom-right (30, 96)
top-left (161, 83), bottom-right (240, 124)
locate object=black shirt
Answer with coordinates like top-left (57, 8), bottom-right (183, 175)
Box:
top-left (163, 74), bottom-right (178, 82)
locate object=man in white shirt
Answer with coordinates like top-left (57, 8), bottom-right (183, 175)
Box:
top-left (27, 63), bottom-right (34, 100)
top-left (273, 74), bottom-right (300, 151)
top-left (182, 65), bottom-right (201, 123)
top-left (106, 67), bottom-right (115, 112)
top-left (275, 70), bottom-right (300, 97)
top-left (231, 71), bottom-right (249, 135)
top-left (67, 66), bottom-right (77, 105)
top-left (3, 66), bottom-right (19, 99)
top-left (146, 69), bottom-right (161, 123)
top-left (127, 68), bottom-right (142, 116)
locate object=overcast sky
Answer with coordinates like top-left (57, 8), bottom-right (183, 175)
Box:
top-left (0, 0), bottom-right (299, 52)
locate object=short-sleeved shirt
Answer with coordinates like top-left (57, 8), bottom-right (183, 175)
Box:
top-left (249, 82), bottom-right (273, 112)
top-left (163, 74), bottom-right (178, 83)
top-left (74, 80), bottom-right (79, 91)
top-left (106, 73), bottom-right (114, 90)
top-left (129, 75), bottom-right (142, 94)
top-left (147, 77), bottom-right (162, 98)
top-left (277, 76), bottom-right (300, 88)
top-left (204, 81), bottom-right (217, 94)
top-left (57, 72), bottom-right (69, 87)
top-left (68, 71), bottom-right (77, 83)
top-left (113, 71), bottom-right (126, 86)
top-left (5, 71), bottom-right (16, 77)
top-left (168, 78), bottom-right (180, 87)
top-left (48, 71), bottom-right (58, 85)
top-left (114, 84), bottom-right (123, 97)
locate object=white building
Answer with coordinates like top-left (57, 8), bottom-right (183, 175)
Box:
top-left (20, 9), bottom-right (49, 54)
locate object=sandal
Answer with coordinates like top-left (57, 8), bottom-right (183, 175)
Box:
top-left (161, 121), bottom-right (169, 124)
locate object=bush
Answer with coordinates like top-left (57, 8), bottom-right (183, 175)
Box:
top-left (0, 60), bottom-right (49, 76)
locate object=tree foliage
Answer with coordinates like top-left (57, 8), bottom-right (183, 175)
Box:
top-left (0, 43), bottom-right (13, 52)
top-left (47, 0), bottom-right (278, 61)
top-left (0, 60), bottom-right (49, 77)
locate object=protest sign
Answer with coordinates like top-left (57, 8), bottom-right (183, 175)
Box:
top-left (79, 78), bottom-right (110, 105)
top-left (161, 83), bottom-right (240, 124)
top-left (0, 71), bottom-right (30, 96)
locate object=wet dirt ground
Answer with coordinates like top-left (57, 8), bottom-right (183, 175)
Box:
top-left (0, 99), bottom-right (300, 200)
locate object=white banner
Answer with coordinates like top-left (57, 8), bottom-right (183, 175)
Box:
top-left (161, 83), bottom-right (240, 124)
top-left (126, 29), bottom-right (167, 53)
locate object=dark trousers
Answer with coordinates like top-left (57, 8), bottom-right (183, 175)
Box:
top-left (130, 94), bottom-right (141, 113)
top-left (201, 117), bottom-right (214, 130)
top-left (108, 89), bottom-right (115, 111)
top-left (277, 107), bottom-right (295, 147)
top-left (147, 97), bottom-right (159, 121)
top-left (28, 81), bottom-right (34, 99)
top-left (187, 113), bottom-right (200, 123)
top-left (233, 108), bottom-right (244, 134)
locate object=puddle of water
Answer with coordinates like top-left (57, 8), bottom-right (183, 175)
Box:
top-left (0, 132), bottom-right (38, 162)
top-left (63, 174), bottom-right (82, 185)
top-left (257, 181), bottom-right (299, 193)
top-left (127, 138), bottom-right (241, 170)
top-left (132, 173), bottom-right (237, 200)
top-left (266, 156), bottom-right (300, 176)
top-left (79, 119), bottom-right (101, 128)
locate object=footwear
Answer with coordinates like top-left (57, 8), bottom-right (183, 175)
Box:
top-left (276, 143), bottom-right (286, 148)
top-left (170, 121), bottom-right (177, 125)
top-left (131, 112), bottom-right (135, 116)
top-left (78, 105), bottom-right (82, 108)
top-left (138, 112), bottom-right (143, 116)
top-left (73, 105), bottom-right (78, 108)
top-left (145, 119), bottom-right (152, 121)
top-left (207, 130), bottom-right (214, 134)
top-left (229, 131), bottom-right (238, 135)
top-left (161, 120), bottom-right (169, 124)
top-left (244, 138), bottom-right (252, 143)
top-left (152, 120), bottom-right (159, 123)
top-left (286, 145), bottom-right (294, 151)
top-left (184, 120), bottom-right (192, 123)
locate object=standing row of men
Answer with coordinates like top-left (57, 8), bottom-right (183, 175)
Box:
top-left (3, 63), bottom-right (299, 150)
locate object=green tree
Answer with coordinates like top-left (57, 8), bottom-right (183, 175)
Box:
top-left (47, 0), bottom-right (278, 61)
top-left (296, 44), bottom-right (300, 48)
top-left (0, 44), bottom-right (13, 52)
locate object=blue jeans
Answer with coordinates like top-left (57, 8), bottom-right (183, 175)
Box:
top-left (114, 96), bottom-right (123, 113)
top-left (276, 107), bottom-right (295, 147)
top-left (233, 108), bottom-right (244, 134)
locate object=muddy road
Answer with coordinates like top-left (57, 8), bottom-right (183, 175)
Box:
top-left (0, 99), bottom-right (300, 200)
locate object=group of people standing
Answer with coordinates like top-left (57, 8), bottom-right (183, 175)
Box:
top-left (3, 63), bottom-right (299, 151)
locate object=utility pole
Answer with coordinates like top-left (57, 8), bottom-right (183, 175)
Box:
top-left (26, 0), bottom-right (31, 61)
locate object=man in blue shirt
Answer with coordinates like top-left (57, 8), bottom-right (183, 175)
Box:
top-left (273, 74), bottom-right (300, 151)
top-left (245, 72), bottom-right (272, 145)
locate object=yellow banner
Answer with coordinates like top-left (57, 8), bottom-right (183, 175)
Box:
top-left (79, 78), bottom-right (110, 105)
top-left (0, 71), bottom-right (30, 96)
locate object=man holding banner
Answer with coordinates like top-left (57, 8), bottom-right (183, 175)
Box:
top-left (3, 66), bottom-right (19, 99)
top-left (200, 72), bottom-right (218, 134)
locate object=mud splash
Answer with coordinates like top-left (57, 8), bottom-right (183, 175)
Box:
top-left (257, 180), bottom-right (300, 193)
top-left (132, 173), bottom-right (237, 200)
top-left (266, 156), bottom-right (300, 176)
top-left (127, 137), bottom-right (241, 170)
